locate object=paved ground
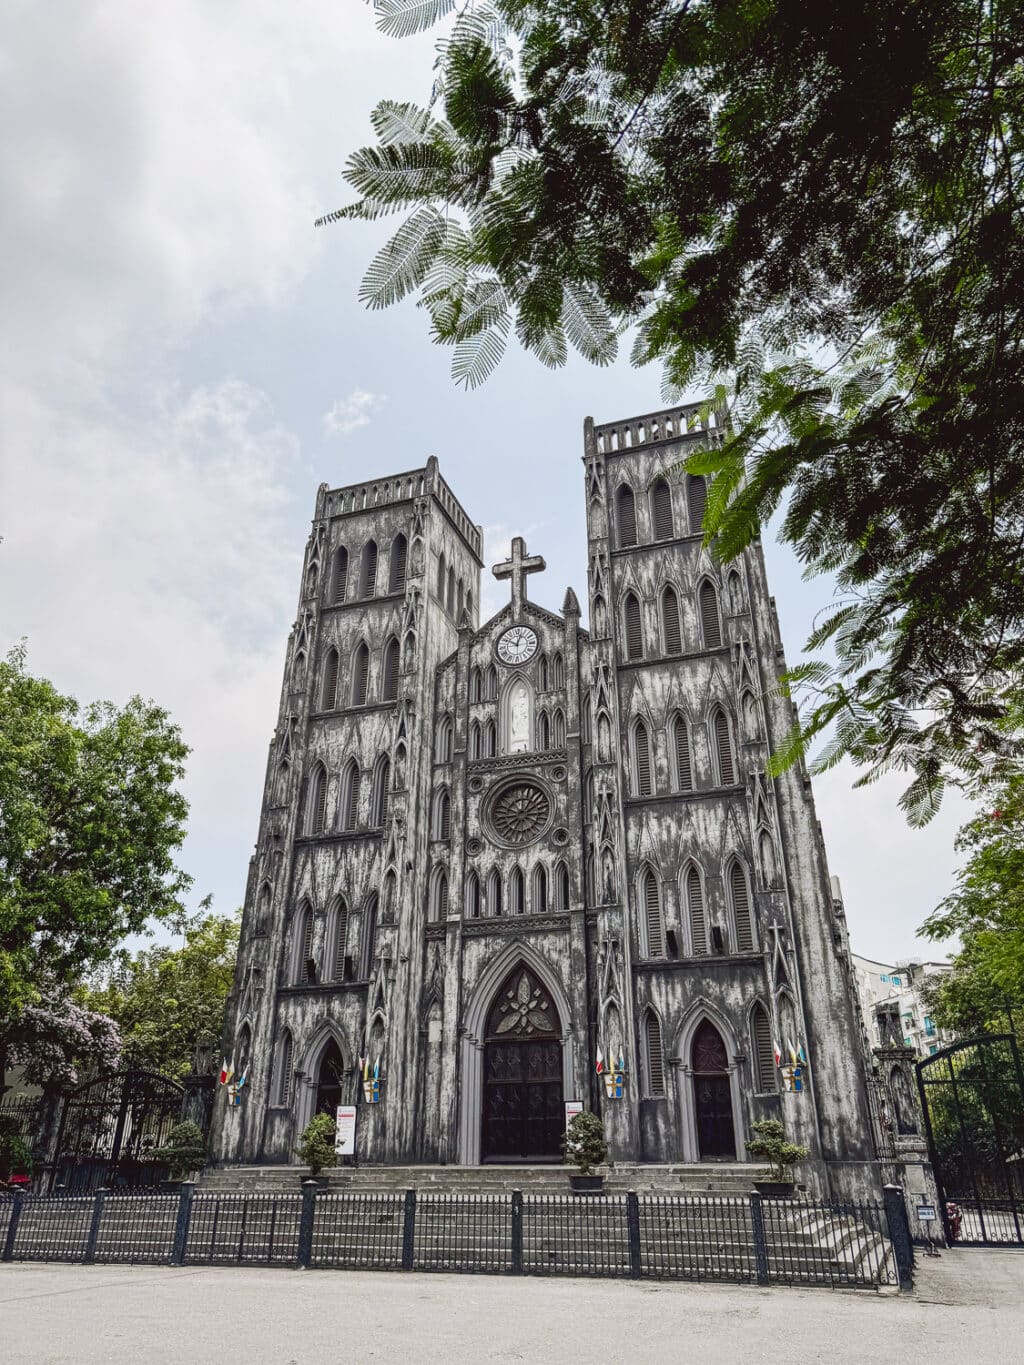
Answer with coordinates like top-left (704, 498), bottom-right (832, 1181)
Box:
top-left (1, 1250), bottom-right (1022, 1364)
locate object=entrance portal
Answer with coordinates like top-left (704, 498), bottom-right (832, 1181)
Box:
top-left (481, 965), bottom-right (563, 1162)
top-left (314, 1040), bottom-right (345, 1119)
top-left (692, 1020), bottom-right (736, 1159)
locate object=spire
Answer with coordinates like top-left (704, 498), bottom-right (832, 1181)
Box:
top-left (562, 586), bottom-right (580, 617)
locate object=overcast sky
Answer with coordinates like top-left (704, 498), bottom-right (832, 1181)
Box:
top-left (1, 2), bottom-right (968, 962)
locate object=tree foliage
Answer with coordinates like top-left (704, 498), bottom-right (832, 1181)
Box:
top-left (0, 645), bottom-right (191, 1089)
top-left (82, 909), bottom-right (239, 1082)
top-left (326, 0), bottom-right (1024, 816)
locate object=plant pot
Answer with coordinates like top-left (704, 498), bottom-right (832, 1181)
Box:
top-left (569, 1174), bottom-right (605, 1194)
top-left (302, 1173), bottom-right (331, 1188)
top-left (753, 1180), bottom-right (795, 1198)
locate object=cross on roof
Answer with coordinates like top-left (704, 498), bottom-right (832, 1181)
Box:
top-left (493, 536), bottom-right (545, 617)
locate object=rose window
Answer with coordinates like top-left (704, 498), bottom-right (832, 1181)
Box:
top-left (490, 782), bottom-right (551, 846)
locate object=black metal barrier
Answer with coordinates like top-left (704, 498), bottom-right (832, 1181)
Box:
top-left (1, 1184), bottom-right (909, 1290)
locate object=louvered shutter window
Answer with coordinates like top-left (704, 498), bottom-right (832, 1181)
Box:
top-left (557, 863), bottom-right (570, 910)
top-left (352, 644), bottom-right (370, 705)
top-left (322, 650), bottom-right (339, 710)
top-left (277, 1033), bottom-right (293, 1104)
top-left (674, 717), bottom-right (693, 791)
top-left (332, 547), bottom-right (348, 604)
top-left (389, 535), bottom-right (407, 593)
top-left (699, 581), bottom-right (722, 648)
top-left (634, 720), bottom-right (653, 797)
top-left (298, 907), bottom-right (314, 982)
top-left (552, 653), bottom-right (564, 687)
top-left (360, 541), bottom-right (378, 598)
top-left (333, 901), bottom-right (348, 979)
top-left (382, 638), bottom-right (400, 700)
top-left (687, 869), bottom-right (708, 955)
top-left (731, 863), bottom-right (755, 951)
top-left (484, 720), bottom-right (496, 757)
top-left (687, 475), bottom-right (707, 533)
top-left (646, 1013), bottom-right (666, 1096)
top-left (511, 868), bottom-right (524, 914)
top-left (662, 587), bottom-right (682, 654)
top-left (553, 710), bottom-right (565, 747)
top-left (310, 767), bottom-right (327, 835)
top-left (652, 479), bottom-right (674, 540)
top-left (342, 763), bottom-right (360, 830)
top-left (470, 669), bottom-right (482, 702)
top-left (644, 870), bottom-right (665, 957)
top-left (538, 712), bottom-right (550, 749)
top-left (489, 871), bottom-right (502, 917)
top-left (467, 873), bottom-right (480, 918)
top-left (435, 871), bottom-right (448, 919)
top-left (752, 1006), bottom-right (776, 1092)
top-left (533, 866), bottom-right (548, 913)
top-left (437, 790), bottom-right (451, 840)
top-left (714, 709), bottom-right (735, 785)
top-left (617, 485), bottom-right (638, 547)
top-left (373, 760), bottom-right (390, 826)
top-left (470, 721), bottom-right (481, 758)
top-left (624, 593), bottom-right (643, 660)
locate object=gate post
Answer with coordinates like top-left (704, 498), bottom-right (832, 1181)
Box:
top-left (626, 1192), bottom-right (642, 1278)
top-left (883, 1185), bottom-right (914, 1292)
top-left (297, 1180), bottom-right (318, 1269)
top-left (749, 1194), bottom-right (770, 1286)
top-left (83, 1188), bottom-right (107, 1264)
top-left (171, 1182), bottom-right (195, 1266)
top-left (2, 1190), bottom-right (24, 1261)
top-left (401, 1189), bottom-right (416, 1270)
top-left (510, 1190), bottom-right (523, 1275)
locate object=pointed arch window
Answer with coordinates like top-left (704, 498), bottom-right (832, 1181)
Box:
top-left (672, 714), bottom-right (693, 792)
top-left (552, 652), bottom-right (564, 687)
top-left (552, 709), bottom-right (565, 748)
top-left (487, 868), bottom-right (503, 917)
top-left (539, 654), bottom-right (549, 690)
top-left (383, 869), bottom-right (396, 920)
top-left (295, 901), bottom-right (315, 983)
top-left (321, 648), bottom-right (340, 711)
top-left (275, 759), bottom-right (289, 804)
top-left (712, 707), bottom-right (736, 785)
top-left (641, 868), bottom-right (665, 958)
top-left (275, 1031), bottom-right (294, 1105)
top-left (340, 760), bottom-right (361, 831)
top-left (651, 478), bottom-right (674, 540)
top-left (255, 882), bottom-right (272, 935)
top-left (470, 667), bottom-right (483, 702)
top-left (330, 897), bottom-right (349, 980)
top-left (381, 637), bottom-right (400, 701)
top-left (730, 861), bottom-right (755, 952)
top-left (402, 630), bottom-right (416, 672)
top-left (330, 546), bottom-right (349, 604)
top-left (752, 1004), bottom-right (776, 1092)
top-left (433, 787), bottom-right (451, 841)
top-left (582, 694), bottom-right (592, 743)
top-left (307, 764), bottom-right (328, 836)
top-left (371, 758), bottom-right (390, 827)
top-left (436, 553), bottom-right (446, 600)
top-left (470, 720), bottom-right (482, 759)
top-left (360, 894), bottom-right (378, 978)
top-left (359, 540), bottom-right (378, 598)
top-left (306, 562), bottom-right (319, 598)
top-left (466, 870), bottom-right (481, 918)
top-left (699, 580), bottom-right (722, 648)
top-left (436, 714), bottom-right (454, 763)
top-left (484, 719), bottom-right (497, 757)
top-left (351, 642), bottom-right (370, 706)
top-left (537, 710), bottom-right (550, 750)
top-left (485, 665), bottom-right (498, 700)
top-left (624, 592), bottom-right (643, 660)
top-left (555, 861), bottom-right (570, 911)
top-left (510, 866), bottom-right (525, 915)
top-left (644, 1011), bottom-right (667, 1097)
top-left (446, 566), bottom-right (456, 615)
top-left (633, 718), bottom-right (654, 797)
top-left (686, 867), bottom-right (708, 956)
top-left (532, 864), bottom-right (548, 914)
top-left (661, 585), bottom-right (682, 654)
top-left (457, 579), bottom-right (465, 619)
top-left (388, 534), bottom-right (408, 593)
top-left (727, 569), bottom-right (744, 615)
top-left (466, 588), bottom-right (473, 621)
top-left (617, 483), bottom-right (638, 547)
top-left (431, 867), bottom-right (449, 921)
top-left (686, 474), bottom-right (707, 534)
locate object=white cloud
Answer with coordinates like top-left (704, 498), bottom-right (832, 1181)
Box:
top-left (322, 389), bottom-right (386, 438)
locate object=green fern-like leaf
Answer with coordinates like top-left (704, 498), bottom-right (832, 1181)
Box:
top-left (370, 100), bottom-right (437, 146)
top-left (452, 315), bottom-right (510, 388)
top-left (344, 142), bottom-right (456, 210)
top-left (374, 0), bottom-right (455, 40)
top-left (563, 283), bottom-right (617, 364)
top-left (359, 207), bottom-right (446, 310)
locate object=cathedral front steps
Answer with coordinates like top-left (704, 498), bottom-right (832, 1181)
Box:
top-left (200, 1162), bottom-right (769, 1196)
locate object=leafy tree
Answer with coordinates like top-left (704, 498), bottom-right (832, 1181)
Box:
top-left (296, 1113), bottom-right (338, 1177)
top-left (152, 1121), bottom-right (207, 1181)
top-left (82, 909), bottom-right (240, 1081)
top-left (325, 0), bottom-right (1024, 818)
top-left (563, 1109), bottom-right (607, 1175)
top-left (745, 1118), bottom-right (808, 1181)
top-left (0, 645), bottom-right (191, 1092)
top-left (6, 996), bottom-right (121, 1091)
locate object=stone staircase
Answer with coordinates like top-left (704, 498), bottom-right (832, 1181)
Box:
top-left (199, 1162), bottom-right (769, 1196)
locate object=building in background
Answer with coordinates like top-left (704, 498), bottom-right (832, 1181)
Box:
top-left (852, 954), bottom-right (954, 1057)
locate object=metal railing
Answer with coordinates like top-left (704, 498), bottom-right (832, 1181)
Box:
top-left (0, 1185), bottom-right (910, 1290)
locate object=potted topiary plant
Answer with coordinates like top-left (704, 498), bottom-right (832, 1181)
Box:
top-left (563, 1110), bottom-right (607, 1193)
top-left (745, 1119), bottom-right (808, 1197)
top-left (152, 1121), bottom-right (207, 1187)
top-left (295, 1112), bottom-right (337, 1186)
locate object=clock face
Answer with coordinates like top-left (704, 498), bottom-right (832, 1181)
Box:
top-left (496, 626), bottom-right (538, 664)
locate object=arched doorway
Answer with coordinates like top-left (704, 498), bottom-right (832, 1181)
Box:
top-left (481, 965), bottom-right (563, 1162)
top-left (314, 1039), bottom-right (345, 1119)
top-left (692, 1020), bottom-right (736, 1159)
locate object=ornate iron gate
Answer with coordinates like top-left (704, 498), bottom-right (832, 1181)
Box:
top-left (917, 1035), bottom-right (1024, 1245)
top-left (51, 1069), bottom-right (185, 1194)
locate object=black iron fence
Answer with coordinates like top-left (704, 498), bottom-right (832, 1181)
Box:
top-left (0, 1185), bottom-right (911, 1290)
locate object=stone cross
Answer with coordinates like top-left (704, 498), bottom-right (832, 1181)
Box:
top-left (493, 536), bottom-right (545, 616)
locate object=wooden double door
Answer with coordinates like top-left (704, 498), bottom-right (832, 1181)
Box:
top-left (480, 966), bottom-right (563, 1163)
top-left (692, 1020), bottom-right (737, 1159)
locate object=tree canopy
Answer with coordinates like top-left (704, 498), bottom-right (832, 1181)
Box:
top-left (0, 646), bottom-right (191, 1091)
top-left (325, 0), bottom-right (1024, 819)
top-left (82, 908), bottom-right (239, 1081)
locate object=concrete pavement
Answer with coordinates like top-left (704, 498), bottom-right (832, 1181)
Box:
top-left (1, 1250), bottom-right (1021, 1364)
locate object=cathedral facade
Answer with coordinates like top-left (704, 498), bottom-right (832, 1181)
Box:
top-left (212, 402), bottom-right (877, 1199)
